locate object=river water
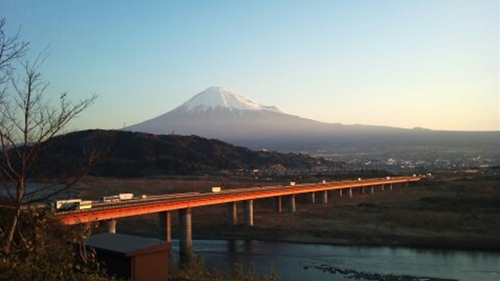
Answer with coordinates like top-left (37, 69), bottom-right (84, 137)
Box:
top-left (171, 239), bottom-right (500, 281)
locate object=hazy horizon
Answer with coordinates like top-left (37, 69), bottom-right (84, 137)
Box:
top-left (1, 0), bottom-right (498, 132)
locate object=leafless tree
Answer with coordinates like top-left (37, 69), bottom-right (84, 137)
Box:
top-left (0, 19), bottom-right (97, 254)
top-left (0, 18), bottom-right (28, 84)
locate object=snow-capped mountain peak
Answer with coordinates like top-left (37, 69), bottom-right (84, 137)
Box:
top-left (178, 86), bottom-right (281, 114)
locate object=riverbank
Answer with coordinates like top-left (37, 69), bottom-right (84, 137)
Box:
top-left (77, 175), bottom-right (500, 252)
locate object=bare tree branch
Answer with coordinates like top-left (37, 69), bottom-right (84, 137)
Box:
top-left (0, 18), bottom-right (97, 254)
top-left (0, 18), bottom-right (29, 84)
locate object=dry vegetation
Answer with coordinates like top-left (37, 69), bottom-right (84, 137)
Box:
top-left (74, 175), bottom-right (500, 252)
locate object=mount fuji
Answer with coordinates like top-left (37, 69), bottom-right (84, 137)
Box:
top-left (172, 86), bottom-right (282, 114)
top-left (124, 86), bottom-right (348, 150)
top-left (124, 87), bottom-right (498, 152)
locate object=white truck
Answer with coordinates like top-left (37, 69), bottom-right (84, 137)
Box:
top-left (211, 187), bottom-right (222, 193)
top-left (76, 200), bottom-right (93, 210)
top-left (48, 199), bottom-right (92, 211)
top-left (118, 193), bottom-right (134, 200)
top-left (54, 199), bottom-right (82, 210)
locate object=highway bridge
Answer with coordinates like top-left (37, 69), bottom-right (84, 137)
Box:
top-left (54, 176), bottom-right (420, 258)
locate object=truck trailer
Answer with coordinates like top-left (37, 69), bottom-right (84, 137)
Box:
top-left (118, 193), bottom-right (134, 200)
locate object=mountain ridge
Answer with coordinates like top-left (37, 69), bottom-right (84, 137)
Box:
top-left (36, 129), bottom-right (329, 178)
top-left (124, 87), bottom-right (499, 152)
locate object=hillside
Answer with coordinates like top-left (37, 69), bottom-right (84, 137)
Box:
top-left (37, 130), bottom-right (328, 178)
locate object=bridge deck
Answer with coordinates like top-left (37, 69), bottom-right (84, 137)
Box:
top-left (54, 176), bottom-right (420, 225)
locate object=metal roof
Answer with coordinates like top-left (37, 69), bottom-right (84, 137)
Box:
top-left (86, 233), bottom-right (164, 254)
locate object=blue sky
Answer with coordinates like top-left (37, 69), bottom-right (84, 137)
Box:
top-left (1, 0), bottom-right (498, 131)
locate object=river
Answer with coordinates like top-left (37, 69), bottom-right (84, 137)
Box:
top-left (170, 239), bottom-right (500, 281)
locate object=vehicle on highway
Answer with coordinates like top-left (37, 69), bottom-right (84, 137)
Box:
top-left (99, 193), bottom-right (134, 202)
top-left (47, 199), bottom-right (92, 211)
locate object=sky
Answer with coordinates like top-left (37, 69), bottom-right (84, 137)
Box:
top-left (1, 0), bottom-right (498, 131)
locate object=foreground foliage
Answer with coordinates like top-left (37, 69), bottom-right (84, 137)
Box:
top-left (0, 207), bottom-right (112, 281)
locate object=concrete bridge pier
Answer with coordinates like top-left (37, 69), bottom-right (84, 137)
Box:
top-left (274, 196), bottom-right (282, 213)
top-left (389, 184), bottom-right (393, 190)
top-left (227, 202), bottom-right (238, 225)
top-left (381, 184), bottom-right (385, 191)
top-left (348, 188), bottom-right (353, 198)
top-left (103, 219), bottom-right (117, 233)
top-left (158, 211), bottom-right (171, 245)
top-left (288, 194), bottom-right (296, 213)
top-left (319, 191), bottom-right (328, 203)
top-left (339, 189), bottom-right (343, 197)
top-left (361, 187), bottom-right (365, 194)
top-left (179, 208), bottom-right (192, 263)
top-left (371, 185), bottom-right (375, 194)
top-left (310, 192), bottom-right (316, 204)
top-left (243, 200), bottom-right (254, 227)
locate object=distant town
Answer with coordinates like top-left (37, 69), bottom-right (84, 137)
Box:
top-left (235, 146), bottom-right (500, 179)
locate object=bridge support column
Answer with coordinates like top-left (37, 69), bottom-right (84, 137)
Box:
top-left (288, 194), bottom-right (296, 213)
top-left (361, 187), bottom-right (365, 194)
top-left (158, 211), bottom-right (171, 245)
top-left (274, 196), bottom-right (282, 213)
top-left (227, 202), bottom-right (238, 225)
top-left (389, 184), bottom-right (393, 190)
top-left (243, 200), bottom-right (254, 227)
top-left (179, 208), bottom-right (192, 262)
top-left (371, 185), bottom-right (375, 194)
top-left (319, 191), bottom-right (328, 204)
top-left (348, 188), bottom-right (353, 198)
top-left (310, 192), bottom-right (316, 204)
top-left (104, 219), bottom-right (117, 233)
top-left (381, 184), bottom-right (385, 191)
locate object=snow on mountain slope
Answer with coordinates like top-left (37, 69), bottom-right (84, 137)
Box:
top-left (123, 87), bottom-right (499, 152)
top-left (124, 86), bottom-right (441, 150)
top-left (175, 86), bottom-right (281, 114)
top-left (123, 86), bottom-right (327, 146)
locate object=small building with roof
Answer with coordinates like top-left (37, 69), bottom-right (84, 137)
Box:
top-left (86, 233), bottom-right (170, 281)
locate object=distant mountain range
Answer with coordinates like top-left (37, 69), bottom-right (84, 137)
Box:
top-left (124, 87), bottom-right (499, 153)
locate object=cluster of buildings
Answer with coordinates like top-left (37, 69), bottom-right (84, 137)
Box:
top-left (320, 150), bottom-right (499, 175)
top-left (223, 149), bottom-right (500, 179)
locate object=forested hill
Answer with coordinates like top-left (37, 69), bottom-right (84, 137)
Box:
top-left (38, 130), bottom-right (326, 177)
